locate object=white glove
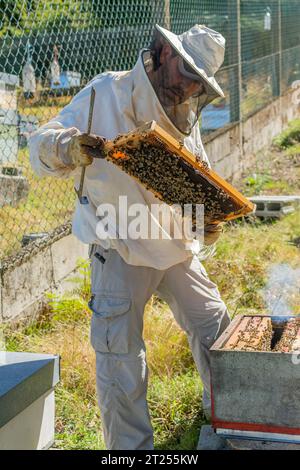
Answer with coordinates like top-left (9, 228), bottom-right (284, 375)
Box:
top-left (66, 133), bottom-right (106, 168)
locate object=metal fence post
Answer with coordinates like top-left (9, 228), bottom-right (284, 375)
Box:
top-left (272, 0), bottom-right (281, 98)
top-left (237, 0), bottom-right (243, 160)
top-left (227, 0), bottom-right (241, 124)
top-left (163, 0), bottom-right (171, 29)
top-left (278, 0), bottom-right (282, 97)
top-left (237, 0), bottom-right (242, 123)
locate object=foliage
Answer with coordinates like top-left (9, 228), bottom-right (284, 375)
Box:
top-left (273, 119), bottom-right (300, 149)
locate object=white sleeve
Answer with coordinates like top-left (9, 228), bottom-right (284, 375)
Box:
top-left (29, 78), bottom-right (101, 178)
top-left (195, 125), bottom-right (211, 169)
top-left (29, 124), bottom-right (80, 178)
top-left (185, 124), bottom-right (211, 169)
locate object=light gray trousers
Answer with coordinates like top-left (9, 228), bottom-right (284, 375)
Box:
top-left (88, 245), bottom-right (230, 450)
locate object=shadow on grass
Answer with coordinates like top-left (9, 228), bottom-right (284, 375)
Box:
top-left (155, 411), bottom-right (209, 450)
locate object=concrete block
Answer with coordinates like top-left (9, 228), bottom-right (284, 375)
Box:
top-left (252, 101), bottom-right (275, 136)
top-left (242, 118), bottom-right (253, 142)
top-left (228, 124), bottom-right (240, 153)
top-left (252, 131), bottom-right (266, 153)
top-left (217, 132), bottom-right (231, 158)
top-left (0, 174), bottom-right (29, 208)
top-left (0, 390), bottom-right (55, 450)
top-left (215, 151), bottom-right (241, 180)
top-left (0, 89), bottom-right (17, 110)
top-left (1, 247), bottom-right (53, 322)
top-left (250, 195), bottom-right (300, 219)
top-left (242, 120), bottom-right (253, 156)
top-left (273, 116), bottom-right (283, 137)
top-left (51, 234), bottom-right (89, 285)
top-left (206, 132), bottom-right (231, 167)
top-left (205, 140), bottom-right (219, 166)
top-left (0, 352), bottom-right (59, 450)
top-left (214, 157), bottom-right (228, 178)
top-left (0, 233), bottom-right (89, 323)
top-left (198, 425), bottom-right (229, 450)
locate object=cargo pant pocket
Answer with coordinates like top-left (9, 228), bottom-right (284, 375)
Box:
top-left (89, 295), bottom-right (131, 354)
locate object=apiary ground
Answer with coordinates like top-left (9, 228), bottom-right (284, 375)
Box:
top-left (238, 132), bottom-right (300, 197)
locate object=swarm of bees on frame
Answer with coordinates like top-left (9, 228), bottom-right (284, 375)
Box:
top-left (273, 318), bottom-right (300, 353)
top-left (224, 317), bottom-right (273, 352)
top-left (106, 134), bottom-right (241, 225)
top-left (223, 316), bottom-right (300, 352)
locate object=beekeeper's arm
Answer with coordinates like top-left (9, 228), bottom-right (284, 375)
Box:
top-left (29, 80), bottom-right (104, 178)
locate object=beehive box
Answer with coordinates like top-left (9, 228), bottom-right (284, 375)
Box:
top-left (210, 315), bottom-right (300, 443)
top-left (104, 121), bottom-right (254, 225)
top-left (0, 352), bottom-right (60, 450)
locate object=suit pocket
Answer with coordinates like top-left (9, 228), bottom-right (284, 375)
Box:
top-left (89, 295), bottom-right (131, 353)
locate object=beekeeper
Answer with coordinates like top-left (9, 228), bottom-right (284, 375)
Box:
top-left (30, 24), bottom-right (231, 450)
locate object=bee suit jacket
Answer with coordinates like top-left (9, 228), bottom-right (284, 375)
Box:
top-left (29, 52), bottom-right (211, 270)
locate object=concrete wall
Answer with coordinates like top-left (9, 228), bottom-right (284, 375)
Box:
top-left (0, 234), bottom-right (88, 324)
top-left (0, 88), bottom-right (17, 110)
top-left (205, 87), bottom-right (300, 181)
top-left (0, 87), bottom-right (299, 324)
top-left (0, 173), bottom-right (29, 208)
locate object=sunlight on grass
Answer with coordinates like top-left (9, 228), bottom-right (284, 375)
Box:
top-left (3, 209), bottom-right (299, 449)
top-left (1, 118), bottom-right (300, 449)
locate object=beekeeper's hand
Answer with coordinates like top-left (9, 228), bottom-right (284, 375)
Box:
top-left (67, 133), bottom-right (106, 167)
top-left (204, 223), bottom-right (223, 245)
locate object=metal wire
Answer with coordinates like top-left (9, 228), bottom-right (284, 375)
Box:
top-left (0, 0), bottom-right (299, 260)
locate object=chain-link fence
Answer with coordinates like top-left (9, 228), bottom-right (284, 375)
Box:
top-left (0, 0), bottom-right (300, 260)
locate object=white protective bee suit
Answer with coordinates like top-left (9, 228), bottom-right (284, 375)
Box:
top-left (30, 25), bottom-right (230, 450)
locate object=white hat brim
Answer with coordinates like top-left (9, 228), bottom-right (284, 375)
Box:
top-left (155, 24), bottom-right (225, 99)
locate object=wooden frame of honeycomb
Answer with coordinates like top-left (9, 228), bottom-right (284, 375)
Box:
top-left (222, 315), bottom-right (300, 352)
top-left (104, 121), bottom-right (255, 224)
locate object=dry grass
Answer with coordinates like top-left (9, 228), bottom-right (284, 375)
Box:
top-left (2, 119), bottom-right (300, 449)
top-left (3, 206), bottom-right (299, 449)
top-left (208, 213), bottom-right (300, 316)
top-left (3, 275), bottom-right (202, 449)
top-left (18, 93), bottom-right (72, 126)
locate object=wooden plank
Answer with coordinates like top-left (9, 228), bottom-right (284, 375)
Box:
top-left (222, 317), bottom-right (251, 350)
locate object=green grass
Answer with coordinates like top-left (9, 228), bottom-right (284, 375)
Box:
top-left (240, 118), bottom-right (300, 198)
top-left (273, 119), bottom-right (300, 149)
top-left (18, 94), bottom-right (72, 126)
top-left (286, 143), bottom-right (300, 157)
top-left (3, 210), bottom-right (300, 450)
top-left (150, 371), bottom-right (204, 450)
top-left (2, 118), bottom-right (300, 450)
top-left (243, 174), bottom-right (295, 196)
top-left (207, 213), bottom-right (300, 316)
